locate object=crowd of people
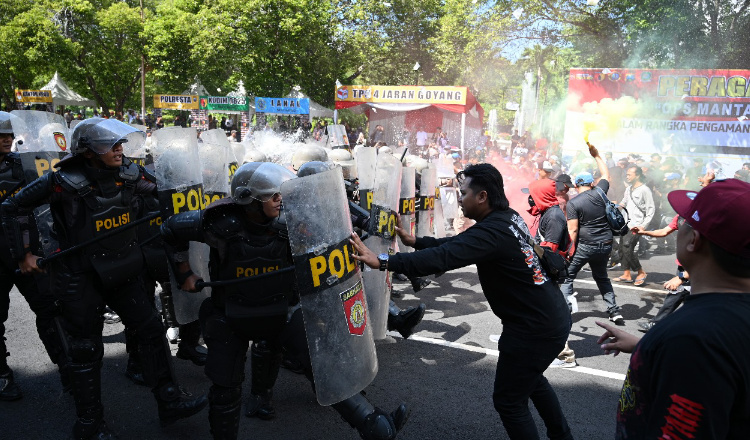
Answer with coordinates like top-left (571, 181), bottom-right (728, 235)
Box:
top-left (1, 108), bottom-right (750, 439)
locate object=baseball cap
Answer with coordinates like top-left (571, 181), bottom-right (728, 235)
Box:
top-left (668, 179), bottom-right (750, 257)
top-left (574, 172), bottom-right (594, 187)
top-left (556, 174), bottom-right (574, 191)
top-left (541, 161), bottom-right (554, 172)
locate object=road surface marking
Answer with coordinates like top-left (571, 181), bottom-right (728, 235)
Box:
top-left (400, 333), bottom-right (626, 381)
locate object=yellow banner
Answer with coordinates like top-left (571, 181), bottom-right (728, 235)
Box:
top-left (335, 85), bottom-right (467, 105)
top-left (153, 94), bottom-right (199, 110)
top-left (15, 89), bottom-right (53, 103)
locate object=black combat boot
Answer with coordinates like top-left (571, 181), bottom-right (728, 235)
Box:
top-left (155, 382), bottom-right (209, 426)
top-left (409, 276), bottom-right (431, 293)
top-left (68, 361), bottom-right (116, 440)
top-left (332, 392), bottom-right (409, 440)
top-left (0, 368), bottom-right (22, 401)
top-left (176, 320), bottom-right (207, 366)
top-left (209, 385), bottom-right (242, 440)
top-left (245, 341), bottom-right (282, 420)
top-left (123, 327), bottom-right (146, 386)
top-left (387, 302), bottom-right (426, 339)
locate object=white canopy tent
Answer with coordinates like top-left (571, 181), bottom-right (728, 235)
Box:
top-left (41, 72), bottom-right (96, 108)
top-left (285, 86), bottom-right (334, 119)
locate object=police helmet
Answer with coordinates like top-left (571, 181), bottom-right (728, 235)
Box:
top-left (378, 146), bottom-right (392, 155)
top-left (243, 149), bottom-right (268, 163)
top-left (70, 118), bottom-right (145, 155)
top-left (291, 145), bottom-right (328, 171)
top-left (297, 160), bottom-right (335, 177)
top-left (231, 162), bottom-right (296, 205)
top-left (0, 112), bottom-right (13, 135)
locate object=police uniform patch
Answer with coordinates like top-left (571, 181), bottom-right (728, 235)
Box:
top-left (341, 280), bottom-right (367, 336)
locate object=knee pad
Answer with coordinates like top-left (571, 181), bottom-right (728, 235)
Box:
top-left (209, 384), bottom-right (241, 406)
top-left (70, 338), bottom-right (103, 363)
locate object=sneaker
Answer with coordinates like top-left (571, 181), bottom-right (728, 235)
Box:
top-left (637, 321), bottom-right (655, 332)
top-left (609, 314), bottom-right (625, 326)
top-left (608, 262), bottom-right (621, 270)
top-left (166, 327), bottom-right (180, 344)
top-left (103, 307), bottom-right (121, 325)
top-left (549, 358), bottom-right (577, 368)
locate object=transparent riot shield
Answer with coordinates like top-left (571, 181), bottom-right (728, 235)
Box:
top-left (363, 154), bottom-right (402, 340)
top-left (397, 166), bottom-right (417, 253)
top-left (282, 168), bottom-right (377, 406)
top-left (123, 124), bottom-right (148, 167)
top-left (151, 127), bottom-right (210, 324)
top-left (433, 176), bottom-right (446, 238)
top-left (354, 147), bottom-right (377, 211)
top-left (416, 165), bottom-right (437, 238)
top-left (198, 129), bottom-right (231, 203)
top-left (11, 110), bottom-right (69, 257)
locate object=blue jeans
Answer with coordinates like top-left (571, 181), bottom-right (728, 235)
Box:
top-left (560, 242), bottom-right (621, 315)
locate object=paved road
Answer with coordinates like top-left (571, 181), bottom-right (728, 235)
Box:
top-left (1, 252), bottom-right (677, 439)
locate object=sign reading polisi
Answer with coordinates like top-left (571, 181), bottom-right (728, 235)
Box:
top-left (153, 94), bottom-right (200, 110)
top-left (335, 85), bottom-right (468, 105)
top-left (254, 97), bottom-right (310, 115)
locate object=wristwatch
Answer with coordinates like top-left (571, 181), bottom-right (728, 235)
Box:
top-left (377, 253), bottom-right (389, 271)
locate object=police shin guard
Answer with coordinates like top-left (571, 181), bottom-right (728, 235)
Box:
top-left (69, 361), bottom-right (114, 439)
top-left (139, 338), bottom-right (208, 425)
top-left (124, 327), bottom-right (146, 386)
top-left (387, 302), bottom-right (426, 340)
top-left (209, 385), bottom-right (242, 440)
top-left (246, 341), bottom-right (282, 420)
top-left (39, 317), bottom-right (72, 393)
top-left (176, 320), bottom-right (207, 366)
top-left (332, 392), bottom-right (409, 440)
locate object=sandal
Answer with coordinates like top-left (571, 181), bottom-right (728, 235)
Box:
top-left (634, 276), bottom-right (648, 286)
top-left (612, 276), bottom-right (633, 283)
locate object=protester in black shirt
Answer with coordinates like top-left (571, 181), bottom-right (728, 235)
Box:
top-left (598, 179), bottom-right (750, 439)
top-left (561, 144), bottom-right (624, 324)
top-left (351, 163), bottom-right (573, 440)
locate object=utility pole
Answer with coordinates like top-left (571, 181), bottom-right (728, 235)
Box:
top-left (140, 0), bottom-right (146, 121)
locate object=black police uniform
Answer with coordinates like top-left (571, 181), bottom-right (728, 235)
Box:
top-left (0, 152), bottom-right (66, 400)
top-left (1, 156), bottom-right (207, 439)
top-left (163, 198), bottom-right (407, 440)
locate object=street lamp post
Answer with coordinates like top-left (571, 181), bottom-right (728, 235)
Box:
top-left (413, 62), bottom-right (421, 86)
top-left (140, 0), bottom-right (146, 121)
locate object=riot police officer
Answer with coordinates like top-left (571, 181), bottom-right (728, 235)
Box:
top-left (1, 118), bottom-right (207, 439)
top-left (162, 162), bottom-right (408, 440)
top-left (0, 111), bottom-right (66, 400)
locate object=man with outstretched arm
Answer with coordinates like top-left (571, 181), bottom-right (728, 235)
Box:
top-left (351, 163), bottom-right (573, 440)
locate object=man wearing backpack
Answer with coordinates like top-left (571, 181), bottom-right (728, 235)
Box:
top-left (561, 144), bottom-right (625, 325)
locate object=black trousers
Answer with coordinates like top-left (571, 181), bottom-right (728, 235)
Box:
top-left (0, 250), bottom-right (62, 371)
top-left (619, 231), bottom-right (642, 272)
top-left (493, 333), bottom-right (573, 440)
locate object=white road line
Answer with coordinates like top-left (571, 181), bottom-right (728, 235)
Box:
top-left (575, 278), bottom-right (665, 294)
top-left (400, 333), bottom-right (626, 382)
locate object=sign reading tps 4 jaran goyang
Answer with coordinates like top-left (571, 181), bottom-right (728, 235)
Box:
top-left (564, 69), bottom-right (750, 153)
top-left (335, 85), bottom-right (468, 105)
top-left (255, 97), bottom-right (310, 115)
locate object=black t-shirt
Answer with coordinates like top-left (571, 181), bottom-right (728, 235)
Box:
top-left (537, 205), bottom-right (569, 250)
top-left (566, 179), bottom-right (613, 244)
top-left (617, 293), bottom-right (750, 439)
top-left (388, 209), bottom-right (570, 341)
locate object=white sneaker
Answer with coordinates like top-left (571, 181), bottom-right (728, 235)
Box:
top-left (166, 327), bottom-right (180, 344)
top-left (549, 358), bottom-right (577, 368)
top-left (609, 314), bottom-right (625, 326)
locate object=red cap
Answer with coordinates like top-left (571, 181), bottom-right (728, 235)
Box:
top-left (668, 179), bottom-right (750, 257)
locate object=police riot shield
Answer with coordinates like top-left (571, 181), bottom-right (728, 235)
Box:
top-left (151, 127), bottom-right (210, 324)
top-left (354, 147), bottom-right (377, 212)
top-left (416, 164), bottom-right (437, 238)
top-left (282, 168), bottom-right (377, 406)
top-left (124, 124), bottom-right (148, 166)
top-left (363, 154), bottom-right (402, 340)
top-left (397, 166), bottom-right (417, 253)
top-left (199, 129), bottom-right (233, 198)
top-left (10, 110), bottom-right (69, 257)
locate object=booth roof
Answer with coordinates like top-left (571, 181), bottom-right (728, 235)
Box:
top-left (334, 86), bottom-right (484, 125)
top-left (42, 72), bottom-right (97, 107)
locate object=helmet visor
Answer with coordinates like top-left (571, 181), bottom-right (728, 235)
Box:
top-left (72, 118), bottom-right (146, 155)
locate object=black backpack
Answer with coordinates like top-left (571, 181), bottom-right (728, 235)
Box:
top-left (593, 186), bottom-right (629, 236)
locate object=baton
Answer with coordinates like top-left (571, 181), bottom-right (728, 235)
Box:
top-left (16, 212), bottom-right (160, 275)
top-left (400, 148), bottom-right (408, 162)
top-left (194, 266), bottom-right (296, 290)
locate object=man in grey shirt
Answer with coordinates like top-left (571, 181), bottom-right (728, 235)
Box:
top-left (613, 166), bottom-right (655, 286)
